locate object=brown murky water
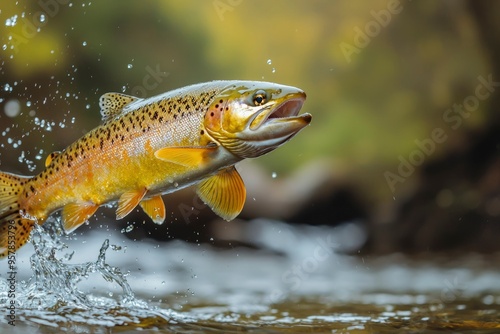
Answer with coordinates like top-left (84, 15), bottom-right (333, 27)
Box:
top-left (1, 220), bottom-right (500, 333)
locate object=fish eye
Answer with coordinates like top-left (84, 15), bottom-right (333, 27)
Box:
top-left (252, 90), bottom-right (267, 106)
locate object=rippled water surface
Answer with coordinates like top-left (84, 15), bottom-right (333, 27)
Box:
top-left (1, 219), bottom-right (500, 333)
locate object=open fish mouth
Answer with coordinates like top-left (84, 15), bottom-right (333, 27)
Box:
top-left (214, 86), bottom-right (311, 159)
top-left (235, 92), bottom-right (311, 154)
top-left (249, 92), bottom-right (310, 131)
top-left (270, 98), bottom-right (311, 123)
top-left (268, 97), bottom-right (304, 119)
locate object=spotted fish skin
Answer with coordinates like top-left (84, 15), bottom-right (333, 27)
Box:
top-left (23, 82), bottom-right (224, 221)
top-left (0, 80), bottom-right (311, 257)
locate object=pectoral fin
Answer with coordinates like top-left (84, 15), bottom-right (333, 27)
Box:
top-left (140, 195), bottom-right (166, 225)
top-left (154, 146), bottom-right (218, 168)
top-left (62, 202), bottom-right (99, 233)
top-left (116, 188), bottom-right (147, 220)
top-left (196, 166), bottom-right (246, 221)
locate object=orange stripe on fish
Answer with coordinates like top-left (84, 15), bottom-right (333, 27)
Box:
top-left (0, 80), bottom-right (311, 257)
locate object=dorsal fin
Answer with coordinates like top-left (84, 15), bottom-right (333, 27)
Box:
top-left (99, 92), bottom-right (141, 121)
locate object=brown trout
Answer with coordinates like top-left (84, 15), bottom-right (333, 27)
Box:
top-left (0, 80), bottom-right (311, 257)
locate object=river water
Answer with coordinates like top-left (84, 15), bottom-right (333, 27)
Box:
top-left (1, 219), bottom-right (500, 333)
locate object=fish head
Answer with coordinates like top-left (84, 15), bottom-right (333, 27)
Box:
top-left (204, 81), bottom-right (311, 158)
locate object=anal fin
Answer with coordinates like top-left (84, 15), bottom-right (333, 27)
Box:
top-left (196, 166), bottom-right (246, 221)
top-left (140, 195), bottom-right (166, 225)
top-left (116, 188), bottom-right (147, 220)
top-left (62, 202), bottom-right (99, 233)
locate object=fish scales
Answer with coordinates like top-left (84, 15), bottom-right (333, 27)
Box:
top-left (0, 80), bottom-right (311, 256)
top-left (24, 88), bottom-right (220, 217)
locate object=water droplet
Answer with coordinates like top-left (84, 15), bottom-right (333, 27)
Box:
top-left (85, 104), bottom-right (90, 109)
top-left (4, 99), bottom-right (21, 117)
top-left (5, 15), bottom-right (18, 27)
top-left (272, 172), bottom-right (277, 179)
top-left (82, 41), bottom-right (87, 46)
top-left (39, 14), bottom-right (46, 23)
top-left (26, 101), bottom-right (31, 107)
top-left (272, 67), bottom-right (276, 73)
top-left (267, 59), bottom-right (272, 65)
top-left (127, 64), bottom-right (133, 69)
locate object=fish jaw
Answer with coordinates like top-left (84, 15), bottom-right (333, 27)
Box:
top-left (207, 84), bottom-right (311, 159)
top-left (243, 90), bottom-right (310, 137)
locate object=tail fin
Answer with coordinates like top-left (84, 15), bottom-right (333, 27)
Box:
top-left (0, 172), bottom-right (35, 258)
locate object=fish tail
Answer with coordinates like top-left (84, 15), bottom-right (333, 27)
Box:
top-left (0, 171), bottom-right (35, 258)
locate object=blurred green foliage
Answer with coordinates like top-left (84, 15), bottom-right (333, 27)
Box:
top-left (0, 0), bottom-right (493, 204)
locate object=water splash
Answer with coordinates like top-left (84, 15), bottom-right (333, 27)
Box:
top-left (20, 221), bottom-right (140, 308)
top-left (0, 217), bottom-right (172, 328)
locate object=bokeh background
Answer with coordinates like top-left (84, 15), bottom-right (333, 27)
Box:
top-left (1, 0), bottom-right (499, 254)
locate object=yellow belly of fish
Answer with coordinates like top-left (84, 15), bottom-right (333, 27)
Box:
top-left (24, 149), bottom-right (179, 219)
top-left (21, 137), bottom-right (242, 233)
